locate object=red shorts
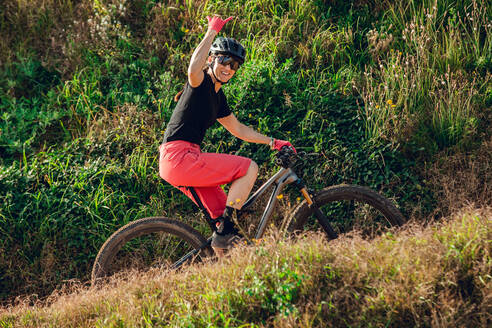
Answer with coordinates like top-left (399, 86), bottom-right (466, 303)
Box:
top-left (159, 140), bottom-right (251, 218)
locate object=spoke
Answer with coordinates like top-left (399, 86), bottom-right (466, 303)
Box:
top-left (169, 238), bottom-right (185, 260)
top-left (161, 234), bottom-right (173, 260)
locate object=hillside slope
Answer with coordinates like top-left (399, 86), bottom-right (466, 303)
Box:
top-left (1, 207), bottom-right (490, 327)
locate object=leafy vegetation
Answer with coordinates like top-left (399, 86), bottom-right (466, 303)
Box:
top-left (0, 0), bottom-right (490, 314)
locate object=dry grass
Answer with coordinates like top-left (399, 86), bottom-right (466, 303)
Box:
top-left (1, 206), bottom-right (490, 327)
top-left (85, 104), bottom-right (162, 146)
top-left (426, 136), bottom-right (492, 217)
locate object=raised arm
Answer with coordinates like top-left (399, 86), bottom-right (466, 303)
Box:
top-left (188, 15), bottom-right (233, 87)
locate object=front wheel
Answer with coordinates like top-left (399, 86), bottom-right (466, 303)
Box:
top-left (91, 217), bottom-right (213, 285)
top-left (288, 185), bottom-right (406, 239)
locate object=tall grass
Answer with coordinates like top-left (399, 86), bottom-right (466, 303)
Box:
top-left (358, 0), bottom-right (491, 151)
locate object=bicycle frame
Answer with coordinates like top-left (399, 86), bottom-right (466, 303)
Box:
top-left (175, 160), bottom-right (334, 267)
top-left (242, 167), bottom-right (300, 239)
top-left (175, 167), bottom-right (305, 268)
top-left (189, 167), bottom-right (304, 239)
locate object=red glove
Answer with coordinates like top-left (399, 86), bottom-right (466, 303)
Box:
top-left (273, 139), bottom-right (296, 153)
top-left (206, 15), bottom-right (233, 33)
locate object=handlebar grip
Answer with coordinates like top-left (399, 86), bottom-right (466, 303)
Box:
top-left (281, 145), bottom-right (289, 151)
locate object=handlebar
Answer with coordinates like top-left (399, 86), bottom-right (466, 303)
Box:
top-left (275, 146), bottom-right (297, 168)
top-left (275, 146), bottom-right (318, 168)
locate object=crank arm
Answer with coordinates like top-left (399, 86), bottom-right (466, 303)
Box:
top-left (170, 238), bottom-right (212, 270)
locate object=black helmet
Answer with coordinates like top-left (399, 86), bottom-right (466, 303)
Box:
top-left (209, 37), bottom-right (246, 63)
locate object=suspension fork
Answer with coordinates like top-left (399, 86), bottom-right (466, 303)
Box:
top-left (296, 180), bottom-right (338, 240)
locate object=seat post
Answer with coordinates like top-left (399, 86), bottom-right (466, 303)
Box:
top-left (187, 187), bottom-right (218, 232)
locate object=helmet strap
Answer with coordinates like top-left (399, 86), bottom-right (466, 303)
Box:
top-left (209, 57), bottom-right (229, 85)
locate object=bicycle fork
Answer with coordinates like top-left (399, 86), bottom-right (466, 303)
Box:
top-left (296, 181), bottom-right (339, 240)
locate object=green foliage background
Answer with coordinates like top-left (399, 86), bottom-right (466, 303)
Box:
top-left (0, 0), bottom-right (490, 301)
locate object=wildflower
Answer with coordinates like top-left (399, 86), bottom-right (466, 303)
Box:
top-left (391, 104), bottom-right (396, 107)
top-left (387, 99), bottom-right (393, 105)
top-left (146, 89), bottom-right (152, 95)
top-left (296, 197), bottom-right (301, 202)
top-left (277, 194), bottom-right (284, 200)
top-left (185, 28), bottom-right (189, 33)
top-left (376, 105), bottom-right (380, 109)
top-left (248, 113), bottom-right (252, 118)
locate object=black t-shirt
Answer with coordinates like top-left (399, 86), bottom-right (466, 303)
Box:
top-left (163, 73), bottom-right (232, 145)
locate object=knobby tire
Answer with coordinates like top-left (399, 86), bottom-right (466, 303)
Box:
top-left (91, 217), bottom-right (213, 285)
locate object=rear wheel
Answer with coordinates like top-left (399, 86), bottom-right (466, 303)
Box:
top-left (91, 217), bottom-right (213, 285)
top-left (288, 185), bottom-right (405, 239)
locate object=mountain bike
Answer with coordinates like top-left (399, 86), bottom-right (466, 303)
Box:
top-left (91, 147), bottom-right (406, 285)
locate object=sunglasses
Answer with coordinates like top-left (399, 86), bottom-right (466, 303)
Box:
top-left (215, 55), bottom-right (242, 71)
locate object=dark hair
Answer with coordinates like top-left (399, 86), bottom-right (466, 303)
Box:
top-left (174, 89), bottom-right (184, 102)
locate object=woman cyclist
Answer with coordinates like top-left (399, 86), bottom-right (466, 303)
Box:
top-left (159, 15), bottom-right (295, 252)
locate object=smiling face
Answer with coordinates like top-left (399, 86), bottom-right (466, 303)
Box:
top-left (209, 55), bottom-right (236, 84)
